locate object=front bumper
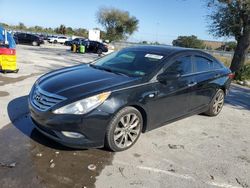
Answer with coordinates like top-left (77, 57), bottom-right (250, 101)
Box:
top-left (29, 99), bottom-right (111, 149)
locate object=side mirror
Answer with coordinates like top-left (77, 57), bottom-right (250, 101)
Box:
top-left (157, 71), bottom-right (181, 83)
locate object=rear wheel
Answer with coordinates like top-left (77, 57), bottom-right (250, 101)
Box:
top-left (97, 49), bottom-right (102, 55)
top-left (32, 41), bottom-right (38, 46)
top-left (105, 107), bottom-right (143, 152)
top-left (205, 89), bottom-right (225, 116)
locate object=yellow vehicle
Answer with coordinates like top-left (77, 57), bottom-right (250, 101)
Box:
top-left (0, 26), bottom-right (18, 73)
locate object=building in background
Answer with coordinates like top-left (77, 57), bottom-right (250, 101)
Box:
top-left (202, 40), bottom-right (224, 50)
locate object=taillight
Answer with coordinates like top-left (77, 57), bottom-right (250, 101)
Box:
top-left (228, 73), bottom-right (235, 79)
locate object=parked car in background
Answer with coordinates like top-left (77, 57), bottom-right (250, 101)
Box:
top-left (76, 40), bottom-right (108, 54)
top-left (29, 46), bottom-right (233, 151)
top-left (48, 36), bottom-right (68, 44)
top-left (65, 38), bottom-right (85, 46)
top-left (14, 33), bottom-right (44, 46)
top-left (45, 35), bottom-right (56, 41)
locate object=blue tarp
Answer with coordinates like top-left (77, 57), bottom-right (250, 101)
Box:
top-left (0, 26), bottom-right (16, 49)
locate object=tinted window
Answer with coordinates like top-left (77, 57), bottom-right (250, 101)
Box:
top-left (29, 34), bottom-right (37, 40)
top-left (165, 56), bottom-right (192, 75)
top-left (18, 33), bottom-right (25, 38)
top-left (194, 56), bottom-right (213, 72)
top-left (213, 61), bottom-right (223, 69)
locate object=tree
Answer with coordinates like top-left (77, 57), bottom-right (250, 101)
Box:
top-left (96, 7), bottom-right (139, 41)
top-left (66, 27), bottom-right (74, 35)
top-left (172, 35), bottom-right (205, 49)
top-left (17, 22), bottom-right (26, 30)
top-left (73, 28), bottom-right (88, 38)
top-left (207, 0), bottom-right (250, 74)
top-left (55, 24), bottom-right (66, 35)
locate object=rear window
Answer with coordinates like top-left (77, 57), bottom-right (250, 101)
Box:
top-left (213, 61), bottom-right (223, 69)
top-left (194, 56), bottom-right (213, 72)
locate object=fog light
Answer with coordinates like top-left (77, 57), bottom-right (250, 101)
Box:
top-left (61, 131), bottom-right (84, 138)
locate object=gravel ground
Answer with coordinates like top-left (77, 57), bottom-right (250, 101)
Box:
top-left (0, 44), bottom-right (249, 188)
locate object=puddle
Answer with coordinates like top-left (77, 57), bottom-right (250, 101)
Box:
top-left (0, 96), bottom-right (114, 188)
top-left (0, 73), bottom-right (39, 86)
top-left (0, 91), bottom-right (9, 97)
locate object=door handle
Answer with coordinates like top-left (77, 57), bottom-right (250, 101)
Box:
top-left (143, 91), bottom-right (158, 99)
top-left (214, 74), bottom-right (221, 78)
top-left (187, 82), bottom-right (197, 87)
top-left (148, 91), bottom-right (158, 98)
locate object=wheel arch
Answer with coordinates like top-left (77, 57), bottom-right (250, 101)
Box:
top-left (130, 104), bottom-right (148, 133)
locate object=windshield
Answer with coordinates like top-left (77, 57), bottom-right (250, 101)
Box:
top-left (92, 50), bottom-right (165, 77)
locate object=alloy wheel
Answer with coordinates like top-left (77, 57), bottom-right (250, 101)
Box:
top-left (114, 113), bottom-right (141, 149)
top-left (212, 91), bottom-right (224, 114)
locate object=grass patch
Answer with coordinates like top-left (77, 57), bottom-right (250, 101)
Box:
top-left (213, 55), bottom-right (250, 67)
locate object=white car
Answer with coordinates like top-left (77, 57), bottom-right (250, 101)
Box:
top-left (48, 36), bottom-right (68, 44)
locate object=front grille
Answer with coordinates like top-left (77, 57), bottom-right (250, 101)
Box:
top-left (31, 86), bottom-right (66, 111)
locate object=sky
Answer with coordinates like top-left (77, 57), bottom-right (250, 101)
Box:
top-left (0, 0), bottom-right (229, 44)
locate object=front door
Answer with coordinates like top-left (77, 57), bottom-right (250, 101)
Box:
top-left (146, 55), bottom-right (194, 130)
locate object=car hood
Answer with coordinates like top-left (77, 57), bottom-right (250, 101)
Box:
top-left (38, 64), bottom-right (140, 99)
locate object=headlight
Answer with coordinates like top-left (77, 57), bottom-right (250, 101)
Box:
top-left (53, 91), bottom-right (111, 115)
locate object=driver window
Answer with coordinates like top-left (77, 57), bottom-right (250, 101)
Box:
top-left (165, 56), bottom-right (192, 75)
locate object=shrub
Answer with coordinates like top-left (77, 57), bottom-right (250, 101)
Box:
top-left (235, 64), bottom-right (250, 81)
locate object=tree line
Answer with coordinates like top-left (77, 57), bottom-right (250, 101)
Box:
top-left (0, 22), bottom-right (90, 38)
top-left (172, 35), bottom-right (238, 51)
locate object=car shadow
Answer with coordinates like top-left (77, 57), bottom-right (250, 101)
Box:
top-left (225, 84), bottom-right (250, 110)
top-left (7, 95), bottom-right (78, 151)
top-left (5, 95), bottom-right (114, 188)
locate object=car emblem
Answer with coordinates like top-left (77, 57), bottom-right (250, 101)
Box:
top-left (35, 94), bottom-right (42, 102)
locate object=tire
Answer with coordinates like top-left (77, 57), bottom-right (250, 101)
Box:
top-left (97, 49), bottom-right (102, 55)
top-left (32, 41), bottom-right (38, 46)
top-left (204, 89), bottom-right (225, 116)
top-left (54, 40), bottom-right (57, 44)
top-left (105, 107), bottom-right (143, 152)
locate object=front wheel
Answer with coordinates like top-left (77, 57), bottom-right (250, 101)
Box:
top-left (97, 49), bottom-right (102, 55)
top-left (205, 89), bottom-right (225, 116)
top-left (105, 107), bottom-right (143, 152)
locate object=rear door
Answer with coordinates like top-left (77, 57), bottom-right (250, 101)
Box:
top-left (147, 55), bottom-right (194, 129)
top-left (188, 55), bottom-right (219, 111)
top-left (17, 33), bottom-right (26, 43)
top-left (26, 34), bottom-right (33, 43)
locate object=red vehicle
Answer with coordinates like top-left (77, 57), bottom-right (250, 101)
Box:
top-left (0, 27), bottom-right (18, 73)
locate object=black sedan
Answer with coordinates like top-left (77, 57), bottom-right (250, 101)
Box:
top-left (65, 38), bottom-right (85, 46)
top-left (74, 40), bottom-right (108, 54)
top-left (14, 33), bottom-right (44, 46)
top-left (29, 46), bottom-right (233, 151)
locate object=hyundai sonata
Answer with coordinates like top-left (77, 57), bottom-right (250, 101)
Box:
top-left (29, 46), bottom-right (233, 151)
